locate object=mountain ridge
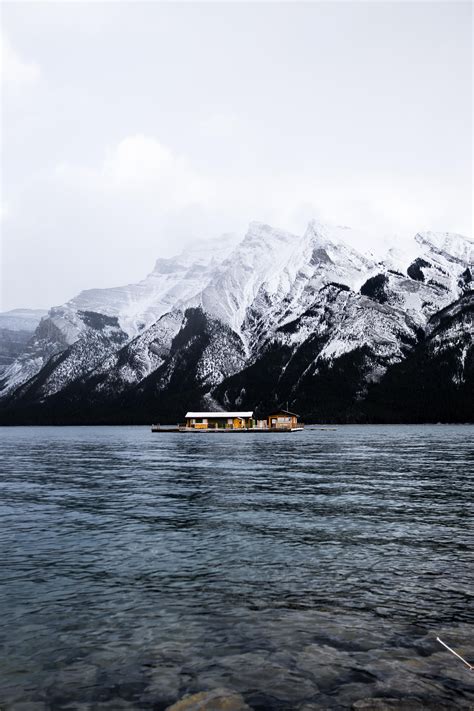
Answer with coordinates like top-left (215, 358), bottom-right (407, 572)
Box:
top-left (0, 220), bottom-right (472, 424)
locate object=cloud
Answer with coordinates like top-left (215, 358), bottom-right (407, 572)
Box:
top-left (54, 133), bottom-right (472, 255)
top-left (3, 130), bottom-right (471, 312)
top-left (56, 135), bottom-right (216, 213)
top-left (0, 32), bottom-right (41, 86)
top-left (100, 135), bottom-right (215, 208)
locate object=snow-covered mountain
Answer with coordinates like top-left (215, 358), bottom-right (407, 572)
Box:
top-left (0, 220), bottom-right (472, 424)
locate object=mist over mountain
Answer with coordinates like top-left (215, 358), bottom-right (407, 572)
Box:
top-left (0, 309), bottom-right (48, 378)
top-left (0, 221), bottom-right (472, 424)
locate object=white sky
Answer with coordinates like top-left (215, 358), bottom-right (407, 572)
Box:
top-left (1, 0), bottom-right (472, 311)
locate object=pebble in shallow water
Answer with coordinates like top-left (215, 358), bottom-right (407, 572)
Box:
top-left (165, 687), bottom-right (253, 711)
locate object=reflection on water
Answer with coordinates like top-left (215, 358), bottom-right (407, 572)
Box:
top-left (0, 425), bottom-right (473, 710)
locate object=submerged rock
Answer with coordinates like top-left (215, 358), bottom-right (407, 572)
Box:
top-left (93, 700), bottom-right (141, 710)
top-left (141, 665), bottom-right (182, 704)
top-left (45, 661), bottom-right (99, 701)
top-left (296, 643), bottom-right (359, 689)
top-left (352, 698), bottom-right (454, 710)
top-left (298, 702), bottom-right (337, 711)
top-left (195, 651), bottom-right (317, 702)
top-left (165, 687), bottom-right (253, 711)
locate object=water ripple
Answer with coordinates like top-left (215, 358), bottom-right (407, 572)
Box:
top-left (0, 425), bottom-right (473, 710)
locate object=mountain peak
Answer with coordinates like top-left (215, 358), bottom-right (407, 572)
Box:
top-left (244, 221), bottom-right (299, 245)
top-left (152, 232), bottom-right (240, 274)
top-left (305, 219), bottom-right (344, 245)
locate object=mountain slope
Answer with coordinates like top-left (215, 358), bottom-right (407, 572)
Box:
top-left (0, 311), bottom-right (128, 408)
top-left (0, 308), bottom-right (246, 424)
top-left (362, 292), bottom-right (474, 423)
top-left (213, 282), bottom-right (423, 421)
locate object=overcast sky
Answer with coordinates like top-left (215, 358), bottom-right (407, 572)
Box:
top-left (1, 1), bottom-right (472, 311)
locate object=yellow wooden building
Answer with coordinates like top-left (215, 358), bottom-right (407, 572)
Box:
top-left (184, 411), bottom-right (255, 430)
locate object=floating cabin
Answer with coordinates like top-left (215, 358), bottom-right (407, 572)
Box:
top-left (151, 410), bottom-right (303, 433)
top-left (267, 409), bottom-right (300, 430)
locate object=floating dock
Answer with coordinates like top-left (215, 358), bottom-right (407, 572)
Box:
top-left (151, 425), bottom-right (304, 433)
top-left (151, 409), bottom-right (304, 433)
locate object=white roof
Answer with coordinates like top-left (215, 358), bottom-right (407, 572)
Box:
top-left (185, 411), bottom-right (253, 418)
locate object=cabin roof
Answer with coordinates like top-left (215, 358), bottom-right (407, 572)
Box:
top-left (185, 411), bottom-right (254, 418)
top-left (268, 409), bottom-right (300, 418)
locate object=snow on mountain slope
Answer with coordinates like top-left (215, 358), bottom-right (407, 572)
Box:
top-left (416, 231), bottom-right (473, 265)
top-left (384, 232), bottom-right (472, 286)
top-left (212, 281), bottom-right (422, 415)
top-left (2, 312), bottom-right (128, 403)
top-left (426, 291), bottom-right (474, 386)
top-left (195, 222), bottom-right (304, 336)
top-left (363, 231), bottom-right (473, 328)
top-left (242, 221), bottom-right (376, 354)
top-left (0, 313), bottom-right (77, 396)
top-left (145, 308), bottom-right (248, 395)
top-left (192, 220), bottom-right (376, 355)
top-left (76, 309), bottom-right (185, 395)
top-left (276, 286), bottom-right (419, 367)
top-left (360, 291), bottom-right (474, 423)
top-left (67, 233), bottom-right (240, 337)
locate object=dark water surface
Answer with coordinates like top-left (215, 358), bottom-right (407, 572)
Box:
top-left (1, 425), bottom-right (473, 710)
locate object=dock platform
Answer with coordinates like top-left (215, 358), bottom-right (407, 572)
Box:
top-left (151, 425), bottom-right (304, 433)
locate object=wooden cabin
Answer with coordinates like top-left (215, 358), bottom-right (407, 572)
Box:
top-left (184, 411), bottom-right (254, 430)
top-left (267, 409), bottom-right (300, 430)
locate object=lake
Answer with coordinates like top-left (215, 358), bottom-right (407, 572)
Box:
top-left (0, 425), bottom-right (473, 710)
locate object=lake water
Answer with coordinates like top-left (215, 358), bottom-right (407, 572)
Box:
top-left (0, 425), bottom-right (473, 710)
